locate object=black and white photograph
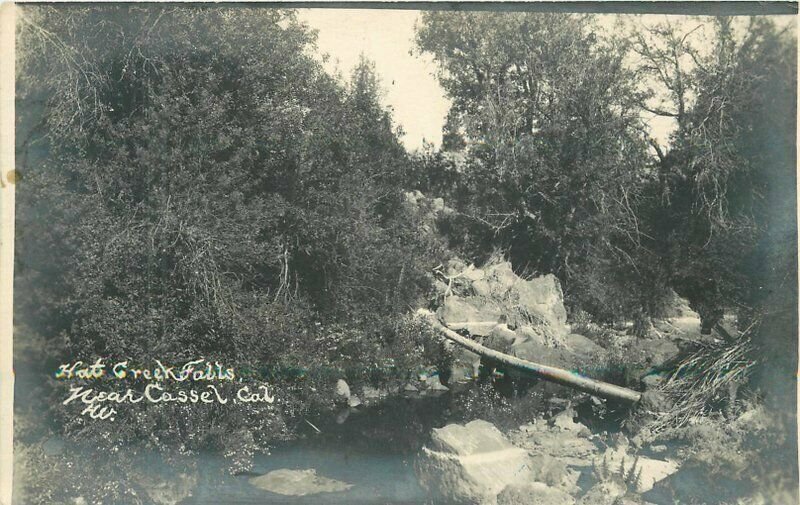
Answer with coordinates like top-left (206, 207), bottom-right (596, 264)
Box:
top-left (3, 2), bottom-right (798, 504)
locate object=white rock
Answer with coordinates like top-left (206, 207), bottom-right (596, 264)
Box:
top-left (415, 420), bottom-right (534, 504)
top-left (593, 447), bottom-right (680, 493)
top-left (363, 386), bottom-right (381, 399)
top-left (249, 468), bottom-right (353, 496)
top-left (335, 379), bottom-right (350, 400)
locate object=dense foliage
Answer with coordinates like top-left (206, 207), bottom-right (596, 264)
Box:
top-left (415, 13), bottom-right (796, 342)
top-left (15, 5), bottom-right (446, 464)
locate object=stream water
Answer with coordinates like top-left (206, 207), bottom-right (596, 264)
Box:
top-left (187, 392), bottom-right (455, 504)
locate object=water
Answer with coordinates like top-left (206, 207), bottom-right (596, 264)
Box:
top-left (179, 393), bottom-right (456, 504)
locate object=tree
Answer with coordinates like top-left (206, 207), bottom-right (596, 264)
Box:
top-left (635, 17), bottom-right (796, 334)
top-left (416, 12), bottom-right (658, 321)
top-left (15, 5), bottom-right (445, 475)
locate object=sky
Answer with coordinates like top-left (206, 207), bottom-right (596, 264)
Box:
top-left (298, 9), bottom-right (795, 152)
top-left (298, 9), bottom-right (449, 152)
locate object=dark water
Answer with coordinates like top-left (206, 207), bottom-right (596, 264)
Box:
top-left (184, 392), bottom-right (456, 504)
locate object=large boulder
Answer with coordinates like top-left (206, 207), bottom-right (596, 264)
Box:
top-left (485, 324), bottom-right (520, 354)
top-left (415, 420), bottom-right (534, 504)
top-left (436, 260), bottom-right (569, 345)
top-left (439, 295), bottom-right (503, 336)
top-left (514, 273), bottom-right (569, 335)
top-left (403, 190), bottom-right (454, 233)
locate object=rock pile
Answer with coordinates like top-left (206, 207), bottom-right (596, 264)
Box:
top-left (418, 417), bottom-right (681, 504)
top-left (432, 257), bottom-right (604, 381)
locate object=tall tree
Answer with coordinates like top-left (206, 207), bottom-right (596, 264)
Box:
top-left (635, 17), bottom-right (796, 334)
top-left (416, 12), bottom-right (657, 321)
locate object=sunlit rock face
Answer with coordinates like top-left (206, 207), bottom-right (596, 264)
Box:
top-left (414, 419), bottom-right (535, 504)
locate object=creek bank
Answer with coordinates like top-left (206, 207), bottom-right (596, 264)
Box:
top-left (416, 413), bottom-right (681, 505)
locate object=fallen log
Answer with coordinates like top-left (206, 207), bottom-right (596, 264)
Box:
top-left (418, 309), bottom-right (642, 404)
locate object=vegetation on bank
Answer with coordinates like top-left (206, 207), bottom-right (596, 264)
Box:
top-left (13, 6), bottom-right (797, 503)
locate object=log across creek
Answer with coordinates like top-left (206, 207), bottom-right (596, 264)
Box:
top-left (418, 309), bottom-right (642, 404)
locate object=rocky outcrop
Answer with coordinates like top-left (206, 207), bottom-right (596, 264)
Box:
top-left (436, 261), bottom-right (568, 338)
top-left (415, 420), bottom-right (535, 504)
top-left (433, 258), bottom-right (577, 382)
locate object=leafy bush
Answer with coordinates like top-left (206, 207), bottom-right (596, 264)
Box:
top-left (15, 5), bottom-right (446, 466)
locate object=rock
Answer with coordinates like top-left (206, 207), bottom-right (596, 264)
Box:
top-left (415, 420), bottom-right (534, 504)
top-left (642, 467), bottom-right (749, 505)
top-left (662, 290), bottom-right (699, 319)
top-left (461, 264), bottom-right (486, 282)
top-left (403, 383), bottom-right (419, 392)
top-left (528, 454), bottom-right (581, 495)
top-left (42, 436), bottom-right (65, 457)
top-left (564, 333), bottom-right (604, 356)
top-left (508, 420), bottom-right (598, 468)
top-left (578, 480), bottom-right (627, 505)
top-left (639, 390), bottom-right (672, 411)
top-left (335, 379), bottom-right (350, 400)
top-left (593, 446), bottom-right (680, 493)
top-left (403, 190), bottom-right (424, 206)
top-left (472, 278), bottom-right (493, 297)
top-left (516, 325), bottom-right (548, 346)
top-left (362, 386), bottom-right (381, 399)
top-left (249, 468), bottom-right (353, 496)
top-left (428, 375), bottom-right (450, 391)
top-left (628, 338), bottom-right (681, 368)
top-left (433, 279), bottom-right (450, 294)
top-left (347, 395), bottom-right (362, 408)
top-left (137, 472), bottom-right (197, 505)
top-left (445, 258), bottom-right (469, 277)
top-left (482, 261), bottom-right (518, 295)
top-left (450, 347), bottom-right (481, 382)
top-left (510, 339), bottom-right (576, 370)
top-left (551, 408), bottom-right (591, 437)
top-left (497, 482), bottom-right (576, 505)
top-left (641, 373), bottom-right (665, 391)
top-left (486, 324), bottom-right (519, 353)
top-left (515, 274), bottom-right (568, 329)
top-left (439, 295), bottom-right (503, 336)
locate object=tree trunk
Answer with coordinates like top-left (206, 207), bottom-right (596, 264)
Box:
top-left (418, 309), bottom-right (642, 404)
